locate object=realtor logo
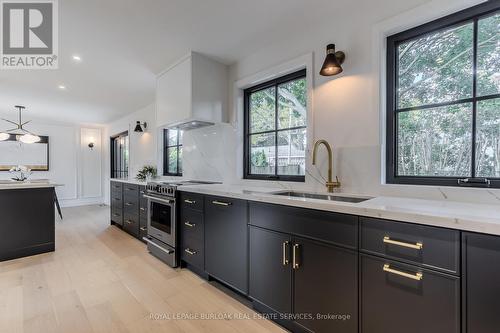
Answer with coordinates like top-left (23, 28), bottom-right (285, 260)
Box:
top-left (1, 0), bottom-right (58, 69)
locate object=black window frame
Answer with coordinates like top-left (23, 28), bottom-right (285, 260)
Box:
top-left (244, 69), bottom-right (307, 182)
top-left (386, 1), bottom-right (500, 188)
top-left (163, 128), bottom-right (182, 177)
top-left (110, 131), bottom-right (129, 179)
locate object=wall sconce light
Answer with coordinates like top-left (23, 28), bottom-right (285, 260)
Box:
top-left (134, 121), bottom-right (147, 133)
top-left (319, 44), bottom-right (346, 76)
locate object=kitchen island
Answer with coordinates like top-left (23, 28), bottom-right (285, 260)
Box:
top-left (0, 182), bottom-right (59, 261)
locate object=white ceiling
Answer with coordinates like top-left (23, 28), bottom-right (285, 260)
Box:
top-left (0, 0), bottom-right (417, 125)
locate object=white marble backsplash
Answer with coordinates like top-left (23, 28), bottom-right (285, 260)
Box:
top-left (157, 123), bottom-right (500, 207)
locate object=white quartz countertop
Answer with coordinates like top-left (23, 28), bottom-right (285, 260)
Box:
top-left (110, 178), bottom-right (147, 186)
top-left (178, 184), bottom-right (500, 236)
top-left (0, 180), bottom-right (63, 190)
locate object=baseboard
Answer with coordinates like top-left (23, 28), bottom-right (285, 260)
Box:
top-left (59, 197), bottom-right (105, 207)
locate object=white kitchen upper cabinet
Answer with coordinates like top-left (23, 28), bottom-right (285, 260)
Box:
top-left (156, 52), bottom-right (228, 128)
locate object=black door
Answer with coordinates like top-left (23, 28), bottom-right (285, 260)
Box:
top-left (293, 236), bottom-right (358, 333)
top-left (249, 226), bottom-right (292, 314)
top-left (464, 232), bottom-right (500, 333)
top-left (204, 196), bottom-right (248, 293)
top-left (361, 254), bottom-right (460, 333)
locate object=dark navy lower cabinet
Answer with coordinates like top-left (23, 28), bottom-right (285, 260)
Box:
top-left (294, 236), bottom-right (358, 333)
top-left (463, 232), bottom-right (500, 333)
top-left (249, 226), bottom-right (292, 315)
top-left (361, 254), bottom-right (460, 333)
top-left (204, 195), bottom-right (248, 294)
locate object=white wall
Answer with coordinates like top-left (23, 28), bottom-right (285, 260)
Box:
top-left (103, 103), bottom-right (157, 204)
top-left (0, 120), bottom-right (103, 207)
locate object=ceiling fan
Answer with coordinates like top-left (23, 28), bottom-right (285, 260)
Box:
top-left (0, 105), bottom-right (41, 144)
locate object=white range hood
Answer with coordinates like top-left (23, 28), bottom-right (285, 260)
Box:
top-left (156, 52), bottom-right (228, 131)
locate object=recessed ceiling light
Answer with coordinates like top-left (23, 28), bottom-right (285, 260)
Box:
top-left (58, 85), bottom-right (66, 90)
top-left (72, 55), bottom-right (82, 62)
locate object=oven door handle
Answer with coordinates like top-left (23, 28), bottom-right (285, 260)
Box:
top-left (143, 237), bottom-right (174, 254)
top-left (143, 194), bottom-right (175, 205)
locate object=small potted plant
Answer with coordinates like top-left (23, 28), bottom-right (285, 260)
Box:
top-left (9, 165), bottom-right (32, 181)
top-left (136, 165), bottom-right (157, 182)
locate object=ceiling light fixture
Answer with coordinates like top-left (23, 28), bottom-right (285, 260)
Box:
top-left (134, 121), bottom-right (147, 133)
top-left (58, 85), bottom-right (66, 90)
top-left (0, 106), bottom-right (41, 144)
top-left (72, 55), bottom-right (82, 62)
top-left (319, 44), bottom-right (346, 76)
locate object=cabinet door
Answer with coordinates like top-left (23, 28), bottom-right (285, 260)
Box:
top-left (464, 232), bottom-right (500, 333)
top-left (361, 254), bottom-right (460, 333)
top-left (293, 237), bottom-right (358, 333)
top-left (249, 226), bottom-right (292, 315)
top-left (205, 196), bottom-right (248, 293)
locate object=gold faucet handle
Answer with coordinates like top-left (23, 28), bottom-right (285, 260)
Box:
top-left (326, 177), bottom-right (341, 192)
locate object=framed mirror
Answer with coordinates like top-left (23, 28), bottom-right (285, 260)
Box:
top-left (0, 135), bottom-right (49, 171)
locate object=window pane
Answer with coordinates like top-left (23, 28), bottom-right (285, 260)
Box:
top-left (397, 103), bottom-right (472, 177)
top-left (278, 78), bottom-right (307, 129)
top-left (397, 23), bottom-right (473, 109)
top-left (476, 98), bottom-right (500, 178)
top-left (277, 129), bottom-right (306, 176)
top-left (477, 13), bottom-right (500, 97)
top-left (178, 147), bottom-right (183, 174)
top-left (250, 132), bottom-right (275, 175)
top-left (250, 87), bottom-right (275, 133)
top-left (167, 130), bottom-right (178, 146)
top-left (167, 147), bottom-right (178, 174)
top-left (178, 130), bottom-right (184, 145)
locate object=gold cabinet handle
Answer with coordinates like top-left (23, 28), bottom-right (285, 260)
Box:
top-left (184, 199), bottom-right (196, 204)
top-left (383, 264), bottom-right (423, 281)
top-left (140, 227), bottom-right (147, 231)
top-left (184, 221), bottom-right (196, 228)
top-left (282, 241), bottom-right (290, 266)
top-left (292, 244), bottom-right (300, 269)
top-left (125, 219), bottom-right (133, 224)
top-left (125, 202), bottom-right (132, 206)
top-left (212, 200), bottom-right (231, 206)
top-left (140, 207), bottom-right (146, 211)
top-left (383, 236), bottom-right (423, 250)
top-left (184, 248), bottom-right (197, 255)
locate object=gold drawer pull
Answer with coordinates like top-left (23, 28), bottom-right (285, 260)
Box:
top-left (125, 202), bottom-right (133, 206)
top-left (292, 244), bottom-right (300, 269)
top-left (383, 264), bottom-right (423, 281)
top-left (125, 220), bottom-right (133, 224)
top-left (140, 207), bottom-right (146, 211)
top-left (184, 248), bottom-right (197, 255)
top-left (212, 200), bottom-right (231, 206)
top-left (140, 227), bottom-right (147, 231)
top-left (184, 199), bottom-right (196, 204)
top-left (184, 221), bottom-right (196, 228)
top-left (282, 241), bottom-right (289, 266)
top-left (383, 236), bottom-right (423, 250)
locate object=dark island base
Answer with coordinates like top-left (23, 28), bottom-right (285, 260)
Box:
top-left (0, 187), bottom-right (55, 262)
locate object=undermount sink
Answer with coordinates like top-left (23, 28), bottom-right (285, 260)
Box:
top-left (272, 191), bottom-right (370, 203)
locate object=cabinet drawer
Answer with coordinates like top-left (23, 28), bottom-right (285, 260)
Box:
top-left (111, 208), bottom-right (123, 225)
top-left (360, 217), bottom-right (460, 274)
top-left (110, 182), bottom-right (123, 194)
top-left (181, 236), bottom-right (204, 269)
top-left (123, 200), bottom-right (139, 214)
top-left (123, 213), bottom-right (139, 237)
top-left (361, 255), bottom-right (460, 333)
top-left (123, 183), bottom-right (139, 193)
top-left (180, 192), bottom-right (204, 211)
top-left (180, 209), bottom-right (203, 241)
top-left (249, 202), bottom-right (358, 249)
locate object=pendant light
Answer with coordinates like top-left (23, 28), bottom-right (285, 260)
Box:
top-left (0, 105), bottom-right (41, 143)
top-left (319, 44), bottom-right (346, 76)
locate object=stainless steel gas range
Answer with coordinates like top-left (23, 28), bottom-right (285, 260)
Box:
top-left (142, 180), bottom-right (217, 267)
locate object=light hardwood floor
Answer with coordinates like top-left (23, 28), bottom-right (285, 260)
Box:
top-left (0, 205), bottom-right (286, 333)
